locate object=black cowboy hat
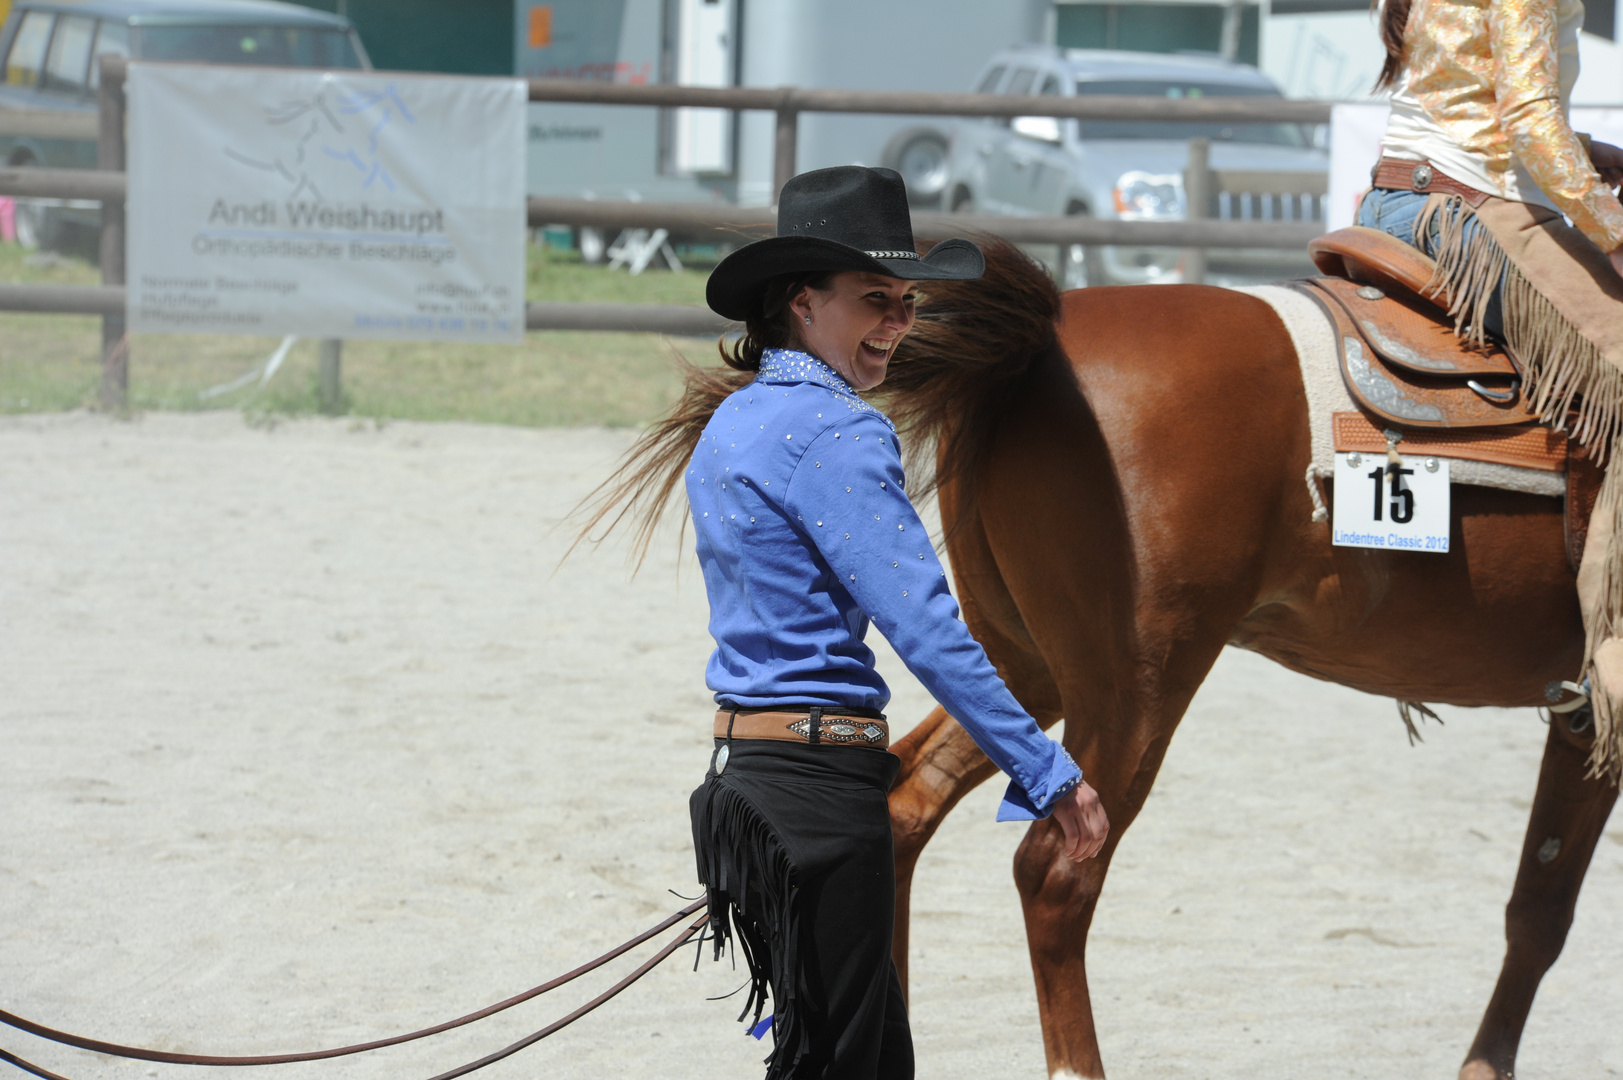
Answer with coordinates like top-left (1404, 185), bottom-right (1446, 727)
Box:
top-left (705, 165), bottom-right (984, 321)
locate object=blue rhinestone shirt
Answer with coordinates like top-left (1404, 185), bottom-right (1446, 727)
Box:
top-left (685, 348), bottom-right (1080, 820)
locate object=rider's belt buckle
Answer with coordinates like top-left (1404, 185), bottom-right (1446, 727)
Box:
top-left (1411, 162), bottom-right (1434, 191)
top-left (787, 719), bottom-right (887, 745)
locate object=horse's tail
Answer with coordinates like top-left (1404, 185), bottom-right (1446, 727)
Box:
top-left (881, 235), bottom-right (1063, 500)
top-left (567, 352), bottom-right (752, 569)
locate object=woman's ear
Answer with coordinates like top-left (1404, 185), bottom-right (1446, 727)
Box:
top-left (788, 286), bottom-right (814, 323)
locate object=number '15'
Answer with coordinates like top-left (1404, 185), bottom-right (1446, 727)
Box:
top-left (1368, 466), bottom-right (1414, 524)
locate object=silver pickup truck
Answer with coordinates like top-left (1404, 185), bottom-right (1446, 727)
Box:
top-left (943, 45), bottom-right (1327, 288)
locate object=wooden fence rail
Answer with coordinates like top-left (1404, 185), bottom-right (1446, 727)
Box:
top-left (521, 78), bottom-right (1333, 199)
top-left (0, 56), bottom-right (1336, 407)
top-left (0, 283), bottom-right (729, 336)
top-left (0, 170), bottom-right (1325, 250)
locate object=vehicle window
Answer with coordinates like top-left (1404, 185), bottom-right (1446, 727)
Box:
top-left (88, 22), bottom-right (131, 90)
top-left (1005, 67), bottom-right (1036, 96)
top-left (134, 25), bottom-right (364, 69)
top-left (1039, 73), bottom-right (1062, 96)
top-left (4, 10), bottom-right (54, 86)
top-left (42, 15), bottom-right (94, 93)
top-left (1072, 79), bottom-right (1307, 146)
top-left (975, 65), bottom-right (1006, 94)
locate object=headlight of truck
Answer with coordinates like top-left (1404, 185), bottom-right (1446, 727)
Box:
top-left (1112, 172), bottom-right (1183, 219)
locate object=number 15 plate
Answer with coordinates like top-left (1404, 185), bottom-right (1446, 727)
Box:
top-left (1332, 451), bottom-right (1451, 553)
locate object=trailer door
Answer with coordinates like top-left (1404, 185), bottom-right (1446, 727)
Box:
top-left (673, 0), bottom-right (735, 174)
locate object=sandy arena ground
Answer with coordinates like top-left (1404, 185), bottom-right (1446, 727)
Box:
top-left (3, 410), bottom-right (1621, 1080)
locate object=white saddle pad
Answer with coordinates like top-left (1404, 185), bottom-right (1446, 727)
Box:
top-left (1235, 283), bottom-right (1565, 502)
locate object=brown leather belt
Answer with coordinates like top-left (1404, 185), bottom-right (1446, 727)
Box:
top-left (1371, 157), bottom-right (1490, 207)
top-left (713, 708), bottom-right (890, 748)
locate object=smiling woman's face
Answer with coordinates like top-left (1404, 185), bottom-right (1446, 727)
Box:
top-left (787, 271), bottom-right (918, 391)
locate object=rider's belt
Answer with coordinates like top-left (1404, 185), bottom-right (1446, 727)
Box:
top-left (1371, 157), bottom-right (1491, 208)
top-left (713, 707), bottom-right (890, 748)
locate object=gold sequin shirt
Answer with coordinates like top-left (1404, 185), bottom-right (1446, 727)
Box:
top-left (1381, 0), bottom-right (1623, 251)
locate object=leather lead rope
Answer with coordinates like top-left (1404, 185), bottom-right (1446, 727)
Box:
top-left (0, 900), bottom-right (707, 1076)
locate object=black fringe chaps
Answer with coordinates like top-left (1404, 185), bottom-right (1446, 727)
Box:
top-left (690, 738), bottom-right (912, 1080)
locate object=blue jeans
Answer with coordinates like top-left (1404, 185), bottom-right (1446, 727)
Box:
top-left (1355, 186), bottom-right (1506, 340)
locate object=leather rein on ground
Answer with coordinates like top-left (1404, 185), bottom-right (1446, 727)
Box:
top-left (0, 899), bottom-right (708, 1080)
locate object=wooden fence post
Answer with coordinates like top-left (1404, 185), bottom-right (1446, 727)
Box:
top-left (97, 55), bottom-right (128, 410)
top-left (1183, 136), bottom-right (1211, 286)
top-left (772, 92), bottom-right (798, 204)
top-left (318, 339), bottom-right (343, 414)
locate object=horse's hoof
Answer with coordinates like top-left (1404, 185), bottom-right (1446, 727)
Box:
top-left (1458, 1060), bottom-right (1507, 1080)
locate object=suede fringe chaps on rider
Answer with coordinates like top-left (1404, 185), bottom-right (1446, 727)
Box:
top-left (690, 738), bottom-right (914, 1080)
top-left (1415, 192), bottom-right (1623, 781)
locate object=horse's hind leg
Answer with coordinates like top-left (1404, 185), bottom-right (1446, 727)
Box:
top-left (889, 497), bottom-right (1066, 991)
top-left (987, 316), bottom-right (1291, 1077)
top-left (1011, 635), bottom-right (1229, 1079)
top-left (1459, 711), bottom-right (1619, 1080)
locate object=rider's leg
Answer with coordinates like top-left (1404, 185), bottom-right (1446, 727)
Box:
top-left (1358, 186), bottom-right (1507, 340)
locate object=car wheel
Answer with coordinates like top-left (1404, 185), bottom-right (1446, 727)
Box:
top-left (1061, 204), bottom-right (1106, 290)
top-left (8, 156), bottom-right (59, 253)
top-left (881, 127), bottom-right (950, 209)
top-left (14, 200), bottom-right (44, 250)
top-left (13, 201), bottom-right (64, 254)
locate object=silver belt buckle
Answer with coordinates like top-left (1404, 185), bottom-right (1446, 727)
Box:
top-left (787, 718), bottom-right (887, 744)
top-left (1411, 162), bottom-right (1434, 191)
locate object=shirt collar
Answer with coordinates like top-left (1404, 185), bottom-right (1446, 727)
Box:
top-left (757, 348), bottom-right (857, 394)
top-left (755, 349), bottom-right (896, 431)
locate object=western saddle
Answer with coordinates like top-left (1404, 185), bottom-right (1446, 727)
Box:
top-left (1301, 226), bottom-right (1600, 569)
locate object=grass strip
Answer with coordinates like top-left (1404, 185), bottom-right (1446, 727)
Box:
top-left (0, 243), bottom-right (721, 428)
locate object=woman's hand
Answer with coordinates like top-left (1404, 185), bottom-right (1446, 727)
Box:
top-left (1051, 781), bottom-right (1109, 862)
top-left (1590, 139), bottom-right (1623, 189)
top-left (1610, 246), bottom-right (1623, 279)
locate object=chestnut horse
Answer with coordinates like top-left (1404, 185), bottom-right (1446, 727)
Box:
top-left (876, 239), bottom-right (1617, 1080)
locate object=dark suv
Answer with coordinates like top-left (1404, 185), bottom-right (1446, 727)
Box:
top-left (0, 0), bottom-right (370, 250)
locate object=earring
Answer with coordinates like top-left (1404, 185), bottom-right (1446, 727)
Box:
top-left (804, 315), bottom-right (811, 326)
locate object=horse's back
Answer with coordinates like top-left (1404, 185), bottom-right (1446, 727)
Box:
top-left (1043, 284), bottom-right (1581, 708)
top-left (1056, 284), bottom-right (1300, 387)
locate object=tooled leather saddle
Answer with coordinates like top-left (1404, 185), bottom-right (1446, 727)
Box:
top-left (1299, 226), bottom-right (1600, 569)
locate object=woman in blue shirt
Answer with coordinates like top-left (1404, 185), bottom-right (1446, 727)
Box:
top-left (592, 166), bottom-right (1107, 1079)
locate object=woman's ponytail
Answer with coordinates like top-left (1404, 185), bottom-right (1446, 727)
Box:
top-left (719, 271), bottom-right (833, 372)
top-left (1374, 0), bottom-right (1414, 91)
top-left (568, 271), bottom-right (832, 566)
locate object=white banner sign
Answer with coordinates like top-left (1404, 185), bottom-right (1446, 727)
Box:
top-left (128, 64), bottom-right (526, 343)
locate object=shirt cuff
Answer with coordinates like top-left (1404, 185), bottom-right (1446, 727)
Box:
top-left (994, 746), bottom-right (1083, 822)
